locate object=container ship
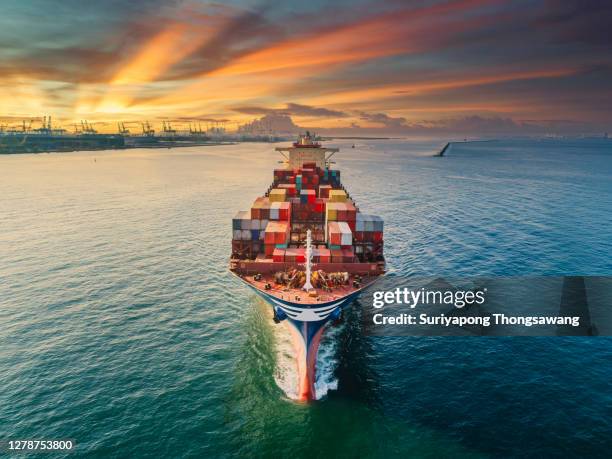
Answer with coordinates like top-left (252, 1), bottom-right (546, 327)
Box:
top-left (230, 133), bottom-right (385, 400)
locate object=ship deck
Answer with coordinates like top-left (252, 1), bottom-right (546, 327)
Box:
top-left (233, 270), bottom-right (382, 305)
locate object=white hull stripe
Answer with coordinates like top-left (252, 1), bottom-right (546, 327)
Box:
top-left (265, 295), bottom-right (349, 322)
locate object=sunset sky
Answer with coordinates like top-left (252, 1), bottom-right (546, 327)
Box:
top-left (1, 0), bottom-right (611, 134)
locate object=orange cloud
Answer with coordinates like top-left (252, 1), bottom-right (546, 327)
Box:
top-left (111, 23), bottom-right (201, 86)
top-left (305, 67), bottom-right (579, 106)
top-left (208, 1), bottom-right (494, 78)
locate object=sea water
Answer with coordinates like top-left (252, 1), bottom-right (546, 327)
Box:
top-left (1, 139), bottom-right (611, 457)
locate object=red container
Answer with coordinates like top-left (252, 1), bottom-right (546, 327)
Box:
top-left (319, 185), bottom-right (332, 199)
top-left (354, 231), bottom-right (365, 242)
top-left (346, 203), bottom-right (357, 221)
top-left (295, 248), bottom-right (306, 263)
top-left (279, 202), bottom-right (291, 220)
top-left (264, 230), bottom-right (275, 244)
top-left (307, 190), bottom-right (316, 204)
top-left (265, 244), bottom-right (275, 257)
top-left (342, 247), bottom-right (355, 263)
top-left (372, 231), bottom-right (383, 242)
top-left (278, 183), bottom-right (297, 197)
top-left (272, 248), bottom-right (285, 262)
top-left (327, 222), bottom-right (340, 245)
top-left (314, 198), bottom-right (325, 213)
top-left (316, 248), bottom-right (331, 263)
top-left (331, 249), bottom-right (344, 263)
top-left (251, 197), bottom-right (267, 220)
top-left (264, 221), bottom-right (289, 245)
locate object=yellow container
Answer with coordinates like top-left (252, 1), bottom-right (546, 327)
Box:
top-left (325, 202), bottom-right (339, 221)
top-left (328, 190), bottom-right (347, 202)
top-left (269, 188), bottom-right (287, 202)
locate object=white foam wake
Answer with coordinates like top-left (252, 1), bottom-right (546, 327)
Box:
top-left (272, 321), bottom-right (300, 400)
top-left (314, 319), bottom-right (345, 400)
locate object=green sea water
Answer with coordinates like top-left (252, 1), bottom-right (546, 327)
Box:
top-left (1, 139), bottom-right (611, 457)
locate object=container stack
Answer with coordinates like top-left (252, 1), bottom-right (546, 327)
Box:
top-left (327, 221), bottom-right (353, 248)
top-left (232, 161), bottom-right (384, 265)
top-left (300, 189), bottom-right (316, 204)
top-left (264, 221), bottom-right (290, 256)
top-left (232, 210), bottom-right (264, 259)
top-left (269, 202), bottom-right (290, 221)
top-left (284, 248), bottom-right (307, 263)
top-left (354, 214), bottom-right (384, 262)
top-left (325, 201), bottom-right (357, 232)
top-left (250, 197), bottom-right (269, 220)
top-left (277, 183), bottom-right (297, 197)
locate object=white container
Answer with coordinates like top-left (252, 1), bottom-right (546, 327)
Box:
top-left (270, 202), bottom-right (281, 220)
top-left (338, 221), bottom-right (352, 246)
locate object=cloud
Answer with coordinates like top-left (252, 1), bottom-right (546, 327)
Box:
top-left (1, 0), bottom-right (611, 133)
top-left (232, 103), bottom-right (348, 118)
top-left (237, 113), bottom-right (301, 134)
top-left (286, 103), bottom-right (348, 118)
top-left (535, 0), bottom-right (612, 46)
top-left (358, 111), bottom-right (406, 128)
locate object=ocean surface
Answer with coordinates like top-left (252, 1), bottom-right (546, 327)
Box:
top-left (1, 139), bottom-right (611, 457)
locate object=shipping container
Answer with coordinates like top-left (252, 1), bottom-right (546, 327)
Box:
top-left (327, 221), bottom-right (352, 246)
top-left (232, 210), bottom-right (251, 230)
top-left (313, 247), bottom-right (331, 263)
top-left (269, 188), bottom-right (287, 202)
top-left (272, 248), bottom-right (285, 262)
top-left (331, 249), bottom-right (344, 263)
top-left (277, 183), bottom-right (297, 197)
top-left (264, 221), bottom-right (290, 245)
top-left (318, 184), bottom-right (332, 198)
top-left (328, 189), bottom-right (347, 202)
top-left (300, 189), bottom-right (316, 204)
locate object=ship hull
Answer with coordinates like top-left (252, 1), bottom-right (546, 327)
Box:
top-left (247, 283), bottom-right (362, 400)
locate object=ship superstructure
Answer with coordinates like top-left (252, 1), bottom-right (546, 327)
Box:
top-left (230, 133), bottom-right (385, 400)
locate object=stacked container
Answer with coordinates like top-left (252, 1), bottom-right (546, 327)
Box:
top-left (269, 202), bottom-right (291, 221)
top-left (277, 183), bottom-right (297, 197)
top-left (354, 214), bottom-right (384, 261)
top-left (327, 221), bottom-right (353, 247)
top-left (264, 221), bottom-right (290, 256)
top-left (300, 189), bottom-right (316, 204)
top-left (269, 188), bottom-right (287, 202)
top-left (312, 247), bottom-right (331, 263)
top-left (328, 189), bottom-right (347, 202)
top-left (232, 210), bottom-right (264, 259)
top-left (251, 197), bottom-right (270, 220)
top-left (318, 184), bottom-right (332, 198)
top-left (233, 161), bottom-right (384, 265)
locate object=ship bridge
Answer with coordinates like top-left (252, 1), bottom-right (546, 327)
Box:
top-left (275, 132), bottom-right (338, 169)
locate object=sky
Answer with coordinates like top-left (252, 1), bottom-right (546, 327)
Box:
top-left (1, 0), bottom-right (611, 135)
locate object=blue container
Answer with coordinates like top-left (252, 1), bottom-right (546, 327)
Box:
top-left (251, 230), bottom-right (260, 240)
